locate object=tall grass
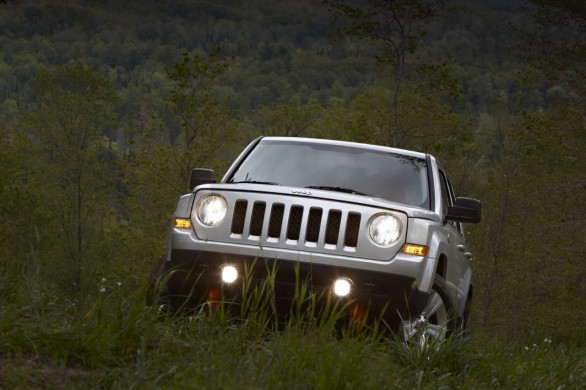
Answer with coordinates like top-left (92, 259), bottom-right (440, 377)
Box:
top-left (1, 258), bottom-right (584, 389)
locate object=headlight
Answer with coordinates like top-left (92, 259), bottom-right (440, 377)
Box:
top-left (368, 214), bottom-right (401, 246)
top-left (196, 194), bottom-right (227, 226)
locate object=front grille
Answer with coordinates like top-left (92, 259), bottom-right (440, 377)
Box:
top-left (229, 200), bottom-right (361, 249)
top-left (193, 189), bottom-right (408, 261)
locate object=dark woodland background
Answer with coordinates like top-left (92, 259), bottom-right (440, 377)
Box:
top-left (1, 0), bottom-right (584, 345)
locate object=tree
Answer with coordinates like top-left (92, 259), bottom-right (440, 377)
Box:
top-left (165, 47), bottom-right (237, 191)
top-left (325, 0), bottom-right (448, 146)
top-left (468, 103), bottom-right (586, 342)
top-left (21, 62), bottom-right (118, 290)
top-left (250, 100), bottom-right (323, 137)
top-left (520, 0), bottom-right (586, 108)
top-left (0, 127), bottom-right (37, 280)
top-left (123, 48), bottom-right (240, 263)
top-left (462, 4), bottom-right (586, 335)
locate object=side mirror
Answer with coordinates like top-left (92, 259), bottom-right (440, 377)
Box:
top-left (446, 197), bottom-right (481, 223)
top-left (190, 168), bottom-right (216, 190)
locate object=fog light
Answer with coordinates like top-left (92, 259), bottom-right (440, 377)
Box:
top-left (333, 278), bottom-right (352, 297)
top-left (221, 265), bottom-right (238, 284)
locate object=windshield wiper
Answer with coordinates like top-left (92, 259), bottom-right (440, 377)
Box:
top-left (305, 185), bottom-right (370, 196)
top-left (229, 180), bottom-right (280, 186)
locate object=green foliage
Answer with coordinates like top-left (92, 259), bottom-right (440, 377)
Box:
top-left (466, 101), bottom-right (586, 343)
top-left (1, 270), bottom-right (584, 388)
top-left (466, 1), bottom-right (585, 342)
top-left (165, 47), bottom-right (238, 188)
top-left (326, 0), bottom-right (450, 143)
top-left (326, 0), bottom-right (444, 54)
top-left (251, 100), bottom-right (324, 137)
top-left (520, 0), bottom-right (586, 107)
top-left (120, 48), bottom-right (243, 271)
top-left (15, 62), bottom-right (119, 291)
top-left (0, 130), bottom-right (34, 263)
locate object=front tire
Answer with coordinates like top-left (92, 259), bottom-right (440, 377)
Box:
top-left (402, 275), bottom-right (458, 342)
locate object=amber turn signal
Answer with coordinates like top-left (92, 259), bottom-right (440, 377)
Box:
top-left (174, 218), bottom-right (192, 229)
top-left (401, 244), bottom-right (429, 256)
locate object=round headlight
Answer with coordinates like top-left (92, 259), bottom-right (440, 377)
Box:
top-left (368, 214), bottom-right (401, 246)
top-left (196, 194), bottom-right (227, 226)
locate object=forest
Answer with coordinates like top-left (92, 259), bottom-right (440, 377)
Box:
top-left (0, 0), bottom-right (585, 387)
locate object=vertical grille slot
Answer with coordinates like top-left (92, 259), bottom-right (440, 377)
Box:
top-left (231, 200), bottom-right (247, 234)
top-left (344, 212), bottom-right (361, 247)
top-left (268, 203), bottom-right (285, 238)
top-left (287, 205), bottom-right (304, 241)
top-left (305, 208), bottom-right (323, 243)
top-left (325, 210), bottom-right (342, 245)
top-left (249, 202), bottom-right (266, 236)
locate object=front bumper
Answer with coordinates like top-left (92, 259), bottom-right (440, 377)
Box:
top-left (169, 226), bottom-right (437, 294)
top-left (164, 249), bottom-right (429, 326)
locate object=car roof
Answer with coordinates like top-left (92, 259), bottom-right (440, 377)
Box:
top-left (260, 136), bottom-right (428, 160)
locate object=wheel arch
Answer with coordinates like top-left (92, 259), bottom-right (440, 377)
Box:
top-left (435, 253), bottom-right (447, 279)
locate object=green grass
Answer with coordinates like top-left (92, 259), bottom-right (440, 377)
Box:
top-left (0, 266), bottom-right (584, 389)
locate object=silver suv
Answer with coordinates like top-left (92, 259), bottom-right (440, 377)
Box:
top-left (158, 137), bottom-right (481, 338)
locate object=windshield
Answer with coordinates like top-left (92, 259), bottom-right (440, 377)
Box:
top-left (229, 140), bottom-right (430, 209)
